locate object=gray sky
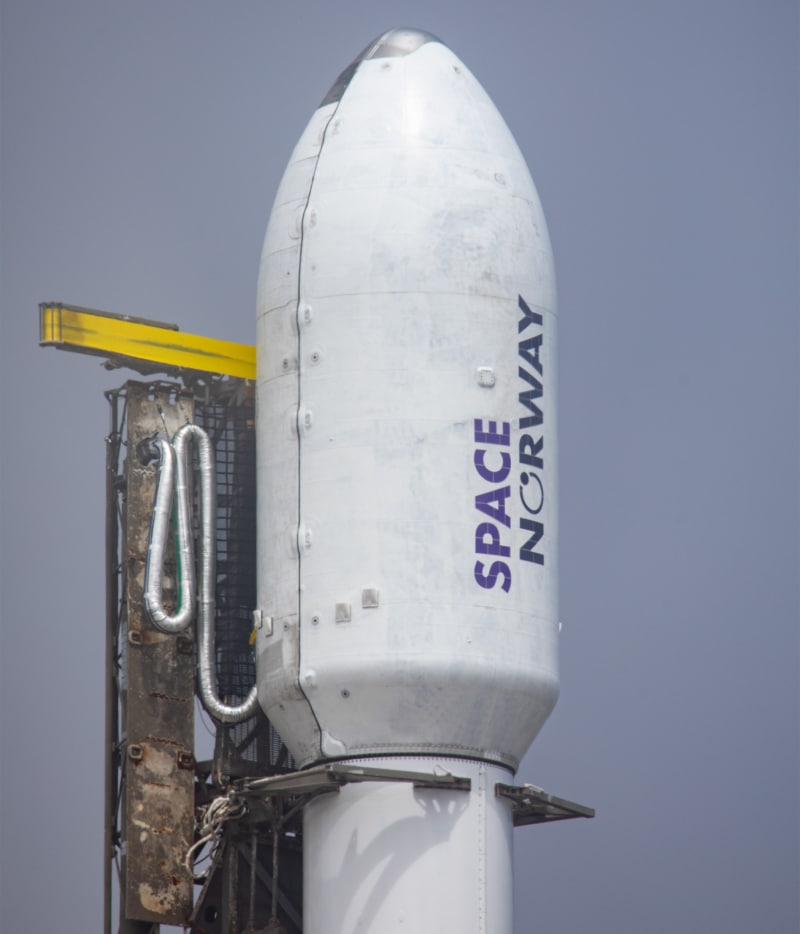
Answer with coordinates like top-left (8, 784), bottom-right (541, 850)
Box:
top-left (1, 1), bottom-right (797, 932)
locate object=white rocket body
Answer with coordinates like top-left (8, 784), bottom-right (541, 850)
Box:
top-left (255, 28), bottom-right (557, 932)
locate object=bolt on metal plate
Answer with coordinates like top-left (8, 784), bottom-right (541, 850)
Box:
top-left (176, 636), bottom-right (193, 655)
top-left (177, 752), bottom-right (195, 770)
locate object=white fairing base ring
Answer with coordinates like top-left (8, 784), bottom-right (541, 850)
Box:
top-left (256, 28), bottom-right (559, 770)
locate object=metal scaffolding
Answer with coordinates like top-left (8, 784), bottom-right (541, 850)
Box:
top-left (104, 378), bottom-right (299, 934)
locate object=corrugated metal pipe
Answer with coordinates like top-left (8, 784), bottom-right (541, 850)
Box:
top-left (144, 424), bottom-right (259, 724)
top-left (144, 437), bottom-right (194, 632)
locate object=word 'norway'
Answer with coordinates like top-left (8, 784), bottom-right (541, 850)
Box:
top-left (473, 294), bottom-right (546, 592)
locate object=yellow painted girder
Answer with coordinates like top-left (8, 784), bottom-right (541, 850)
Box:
top-left (39, 303), bottom-right (256, 380)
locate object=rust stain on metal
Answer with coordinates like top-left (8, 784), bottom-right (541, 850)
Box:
top-left (143, 734), bottom-right (192, 747)
top-left (147, 692), bottom-right (193, 703)
top-left (138, 879), bottom-right (193, 917)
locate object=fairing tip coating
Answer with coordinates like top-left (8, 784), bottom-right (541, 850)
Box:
top-left (320, 27), bottom-right (441, 106)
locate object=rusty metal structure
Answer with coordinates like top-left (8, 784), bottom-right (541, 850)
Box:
top-left (104, 377), bottom-right (301, 934)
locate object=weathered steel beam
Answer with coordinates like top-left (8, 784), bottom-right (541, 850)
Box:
top-left (121, 384), bottom-right (196, 925)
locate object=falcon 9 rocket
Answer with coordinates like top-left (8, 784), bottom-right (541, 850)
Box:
top-left (255, 28), bottom-right (558, 933)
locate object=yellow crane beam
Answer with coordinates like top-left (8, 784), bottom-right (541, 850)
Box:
top-left (39, 303), bottom-right (256, 380)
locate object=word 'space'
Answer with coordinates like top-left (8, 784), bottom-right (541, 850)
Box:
top-left (473, 295), bottom-right (546, 592)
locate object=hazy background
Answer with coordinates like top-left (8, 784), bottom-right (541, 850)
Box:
top-left (1, 1), bottom-right (797, 931)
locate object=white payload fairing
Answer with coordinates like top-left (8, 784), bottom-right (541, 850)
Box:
top-left (255, 27), bottom-right (558, 933)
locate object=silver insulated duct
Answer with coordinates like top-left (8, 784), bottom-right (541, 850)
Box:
top-left (144, 423), bottom-right (259, 724)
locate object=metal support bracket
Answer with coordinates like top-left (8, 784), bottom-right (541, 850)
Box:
top-left (495, 783), bottom-right (595, 826)
top-left (236, 763), bottom-right (472, 801)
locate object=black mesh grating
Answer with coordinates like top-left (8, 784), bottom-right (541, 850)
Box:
top-left (195, 383), bottom-right (290, 775)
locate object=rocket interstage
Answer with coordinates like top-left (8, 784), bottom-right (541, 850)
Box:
top-left (255, 27), bottom-right (558, 933)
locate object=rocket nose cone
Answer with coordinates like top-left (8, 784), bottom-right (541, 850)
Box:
top-left (320, 27), bottom-right (442, 105)
top-left (362, 27), bottom-right (442, 58)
